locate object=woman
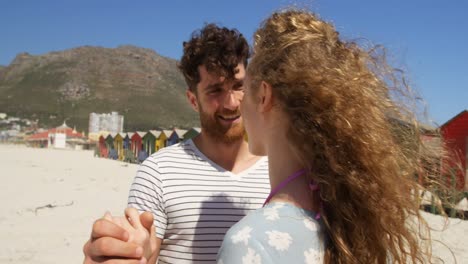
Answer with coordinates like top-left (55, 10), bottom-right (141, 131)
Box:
top-left (217, 9), bottom-right (437, 264)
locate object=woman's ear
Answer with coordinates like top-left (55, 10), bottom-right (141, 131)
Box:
top-left (186, 89), bottom-right (199, 112)
top-left (258, 81), bottom-right (274, 112)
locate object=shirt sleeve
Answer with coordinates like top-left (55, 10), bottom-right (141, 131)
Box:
top-left (127, 156), bottom-right (167, 239)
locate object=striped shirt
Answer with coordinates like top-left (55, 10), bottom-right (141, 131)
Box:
top-left (127, 139), bottom-right (270, 264)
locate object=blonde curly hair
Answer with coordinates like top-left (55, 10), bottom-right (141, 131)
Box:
top-left (247, 9), bottom-right (442, 263)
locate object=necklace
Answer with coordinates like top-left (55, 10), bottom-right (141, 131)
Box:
top-left (263, 169), bottom-right (306, 207)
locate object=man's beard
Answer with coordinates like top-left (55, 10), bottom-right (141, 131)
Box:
top-left (198, 105), bottom-right (245, 144)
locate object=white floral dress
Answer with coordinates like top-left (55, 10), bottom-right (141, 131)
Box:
top-left (216, 202), bottom-right (324, 264)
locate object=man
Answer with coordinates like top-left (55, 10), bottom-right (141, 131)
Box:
top-left (83, 24), bottom-right (270, 263)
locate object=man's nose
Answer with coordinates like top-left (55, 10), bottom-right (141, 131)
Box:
top-left (223, 90), bottom-right (242, 111)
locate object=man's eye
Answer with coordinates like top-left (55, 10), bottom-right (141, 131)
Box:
top-left (233, 84), bottom-right (244, 91)
top-left (209, 88), bottom-right (222, 94)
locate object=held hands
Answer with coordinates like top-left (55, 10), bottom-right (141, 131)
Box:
top-left (83, 208), bottom-right (158, 264)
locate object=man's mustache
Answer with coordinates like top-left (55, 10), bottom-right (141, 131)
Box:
top-left (216, 109), bottom-right (241, 116)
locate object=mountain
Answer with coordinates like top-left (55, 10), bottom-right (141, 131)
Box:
top-left (0, 45), bottom-right (200, 131)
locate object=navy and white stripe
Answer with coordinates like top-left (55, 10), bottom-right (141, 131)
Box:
top-left (128, 139), bottom-right (270, 263)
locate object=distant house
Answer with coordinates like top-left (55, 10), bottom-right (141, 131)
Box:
top-left (441, 110), bottom-right (468, 190)
top-left (26, 122), bottom-right (87, 149)
top-left (26, 131), bottom-right (49, 148)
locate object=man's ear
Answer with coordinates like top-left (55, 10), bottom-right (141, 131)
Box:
top-left (258, 81), bottom-right (274, 113)
top-left (186, 89), bottom-right (199, 112)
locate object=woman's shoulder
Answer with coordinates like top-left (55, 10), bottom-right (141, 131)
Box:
top-left (218, 202), bottom-right (324, 264)
top-left (228, 202), bottom-right (321, 234)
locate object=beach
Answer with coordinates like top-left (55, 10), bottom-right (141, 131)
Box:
top-left (0, 144), bottom-right (466, 263)
top-left (0, 144), bottom-right (137, 264)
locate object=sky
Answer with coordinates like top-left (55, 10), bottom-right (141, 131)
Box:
top-left (1, 0), bottom-right (467, 125)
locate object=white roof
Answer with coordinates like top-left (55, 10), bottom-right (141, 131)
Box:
top-left (455, 197), bottom-right (468, 211)
top-left (136, 131), bottom-right (147, 138)
top-left (149, 130), bottom-right (161, 137)
top-left (163, 130), bottom-right (173, 137)
top-left (174, 129), bottom-right (188, 137)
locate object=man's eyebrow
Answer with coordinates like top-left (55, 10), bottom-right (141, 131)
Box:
top-left (205, 82), bottom-right (223, 89)
top-left (205, 79), bottom-right (242, 90)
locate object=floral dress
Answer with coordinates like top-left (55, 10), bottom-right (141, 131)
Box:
top-left (217, 202), bottom-right (324, 264)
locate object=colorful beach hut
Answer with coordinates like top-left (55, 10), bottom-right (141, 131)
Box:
top-left (155, 130), bottom-right (169, 150)
top-left (131, 132), bottom-right (145, 157)
top-left (165, 129), bottom-right (179, 146)
top-left (183, 127), bottom-right (201, 141)
top-left (131, 131), bottom-right (149, 163)
top-left (441, 110), bottom-right (468, 190)
top-left (106, 133), bottom-right (118, 159)
top-left (155, 130), bottom-right (166, 151)
top-left (98, 134), bottom-right (109, 158)
top-left (142, 130), bottom-right (159, 155)
top-left (123, 132), bottom-right (135, 163)
top-left (174, 129), bottom-right (188, 142)
top-left (152, 130), bottom-right (162, 153)
top-left (123, 132), bottom-right (133, 150)
top-left (114, 133), bottom-right (124, 160)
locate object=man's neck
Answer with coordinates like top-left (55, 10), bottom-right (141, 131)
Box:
top-left (192, 133), bottom-right (261, 174)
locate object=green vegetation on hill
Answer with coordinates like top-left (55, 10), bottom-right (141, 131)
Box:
top-left (0, 46), bottom-right (200, 131)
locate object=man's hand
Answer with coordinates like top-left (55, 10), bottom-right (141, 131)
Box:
top-left (83, 209), bottom-right (159, 264)
top-left (122, 208), bottom-right (158, 262)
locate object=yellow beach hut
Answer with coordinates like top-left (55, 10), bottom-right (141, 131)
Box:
top-left (156, 130), bottom-right (169, 151)
top-left (113, 133), bottom-right (125, 160)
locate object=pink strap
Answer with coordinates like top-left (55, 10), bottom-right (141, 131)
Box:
top-left (263, 168), bottom-right (322, 220)
top-left (263, 169), bottom-right (306, 207)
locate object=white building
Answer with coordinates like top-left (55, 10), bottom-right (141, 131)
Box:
top-left (88, 112), bottom-right (124, 141)
top-left (88, 112), bottom-right (124, 134)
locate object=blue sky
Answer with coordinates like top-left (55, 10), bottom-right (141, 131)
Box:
top-left (1, 0), bottom-right (467, 125)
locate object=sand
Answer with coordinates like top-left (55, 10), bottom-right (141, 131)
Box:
top-left (0, 144), bottom-right (466, 264)
top-left (0, 144), bottom-right (137, 264)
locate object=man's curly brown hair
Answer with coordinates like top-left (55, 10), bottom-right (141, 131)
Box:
top-left (178, 23), bottom-right (250, 91)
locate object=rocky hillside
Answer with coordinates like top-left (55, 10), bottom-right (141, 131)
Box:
top-left (0, 45), bottom-right (199, 131)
